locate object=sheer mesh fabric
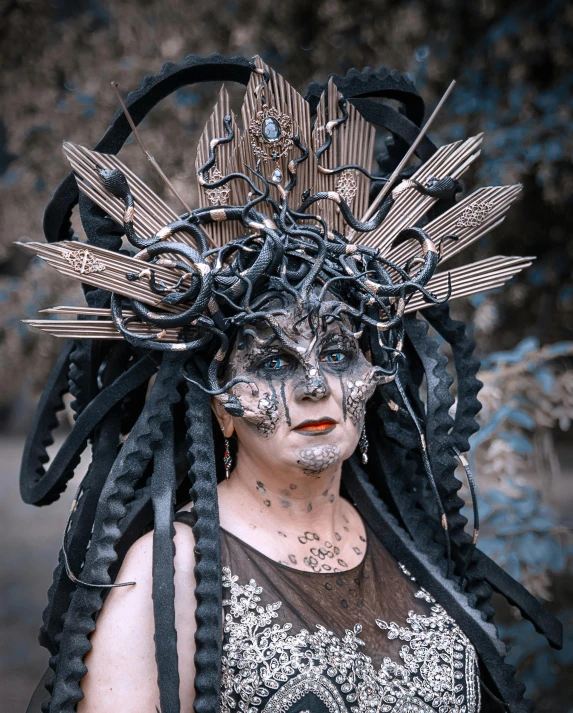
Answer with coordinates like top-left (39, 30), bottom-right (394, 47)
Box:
top-left (214, 518), bottom-right (430, 668)
top-left (26, 515), bottom-right (482, 713)
top-left (177, 511), bottom-right (482, 713)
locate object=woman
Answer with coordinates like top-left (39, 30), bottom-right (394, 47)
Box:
top-left (21, 55), bottom-right (561, 713)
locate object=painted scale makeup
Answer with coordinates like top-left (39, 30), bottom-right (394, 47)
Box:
top-left (215, 300), bottom-right (387, 477)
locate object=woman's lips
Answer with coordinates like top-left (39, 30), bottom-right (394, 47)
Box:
top-left (293, 418), bottom-right (337, 435)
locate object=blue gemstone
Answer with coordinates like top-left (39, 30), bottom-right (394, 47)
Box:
top-left (262, 117), bottom-right (281, 142)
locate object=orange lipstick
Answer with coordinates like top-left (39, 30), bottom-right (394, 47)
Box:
top-left (293, 418), bottom-right (337, 435)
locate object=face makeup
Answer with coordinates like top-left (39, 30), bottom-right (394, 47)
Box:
top-left (214, 301), bottom-right (385, 479)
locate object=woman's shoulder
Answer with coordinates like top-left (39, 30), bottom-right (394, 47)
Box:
top-left (77, 517), bottom-right (197, 712)
top-left (120, 511), bottom-right (196, 577)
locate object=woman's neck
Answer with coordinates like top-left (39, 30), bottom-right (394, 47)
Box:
top-left (217, 452), bottom-right (366, 572)
top-left (225, 458), bottom-right (342, 525)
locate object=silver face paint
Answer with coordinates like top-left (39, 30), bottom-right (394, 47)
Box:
top-left (297, 444), bottom-right (342, 477)
top-left (213, 301), bottom-right (385, 478)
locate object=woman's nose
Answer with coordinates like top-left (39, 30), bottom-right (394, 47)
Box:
top-left (294, 363), bottom-right (331, 401)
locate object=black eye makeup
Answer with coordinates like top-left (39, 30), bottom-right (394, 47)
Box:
top-left (318, 334), bottom-right (358, 370)
top-left (261, 355), bottom-right (291, 370)
top-left (318, 348), bottom-right (355, 371)
top-left (250, 349), bottom-right (294, 374)
top-left (239, 329), bottom-right (360, 378)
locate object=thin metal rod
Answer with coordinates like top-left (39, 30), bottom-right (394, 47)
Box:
top-left (360, 79), bottom-right (457, 224)
top-left (112, 81), bottom-right (193, 216)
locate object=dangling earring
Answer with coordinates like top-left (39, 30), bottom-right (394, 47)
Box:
top-left (359, 422), bottom-right (369, 465)
top-left (222, 426), bottom-right (232, 479)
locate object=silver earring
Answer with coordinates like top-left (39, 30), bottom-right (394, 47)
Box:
top-left (223, 427), bottom-right (232, 479)
top-left (359, 423), bottom-right (369, 465)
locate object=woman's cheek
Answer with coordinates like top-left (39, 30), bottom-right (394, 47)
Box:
top-left (344, 364), bottom-right (382, 427)
top-left (250, 389), bottom-right (280, 437)
top-left (222, 380), bottom-right (282, 438)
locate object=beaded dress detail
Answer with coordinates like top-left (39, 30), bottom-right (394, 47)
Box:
top-left (215, 523), bottom-right (481, 713)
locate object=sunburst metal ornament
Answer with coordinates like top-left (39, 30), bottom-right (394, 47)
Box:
top-left (22, 56), bottom-right (530, 358)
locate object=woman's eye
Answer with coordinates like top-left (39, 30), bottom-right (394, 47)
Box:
top-left (322, 351), bottom-right (346, 364)
top-left (263, 356), bottom-right (290, 369)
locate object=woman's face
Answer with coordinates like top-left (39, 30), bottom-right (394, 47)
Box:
top-left (213, 306), bottom-right (382, 478)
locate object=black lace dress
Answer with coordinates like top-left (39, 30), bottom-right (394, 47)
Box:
top-left (176, 512), bottom-right (481, 713)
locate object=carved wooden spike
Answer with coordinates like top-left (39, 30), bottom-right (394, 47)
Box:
top-left (63, 142), bottom-right (202, 255)
top-left (195, 86), bottom-right (241, 247)
top-left (405, 255), bottom-right (533, 313)
top-left (24, 319), bottom-right (180, 342)
top-left (312, 78), bottom-right (338, 235)
top-left (356, 134), bottom-right (484, 250)
top-left (18, 241), bottom-right (187, 313)
top-left (241, 56), bottom-right (311, 152)
top-left (40, 305), bottom-right (130, 317)
top-left (312, 78), bottom-right (375, 236)
top-left (388, 184), bottom-right (523, 268)
top-left (64, 142), bottom-right (177, 233)
top-left (233, 55), bottom-right (316, 211)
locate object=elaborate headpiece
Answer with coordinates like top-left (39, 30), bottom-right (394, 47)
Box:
top-left (20, 55), bottom-right (561, 713)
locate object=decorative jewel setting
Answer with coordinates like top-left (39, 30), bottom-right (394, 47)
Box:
top-left (249, 105), bottom-right (294, 162)
top-left (62, 248), bottom-right (106, 275)
top-left (262, 116), bottom-right (282, 142)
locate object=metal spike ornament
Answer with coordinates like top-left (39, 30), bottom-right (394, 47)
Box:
top-left (23, 59), bottom-right (530, 361)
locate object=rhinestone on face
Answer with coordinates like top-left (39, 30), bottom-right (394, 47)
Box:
top-left (262, 116), bottom-right (282, 142)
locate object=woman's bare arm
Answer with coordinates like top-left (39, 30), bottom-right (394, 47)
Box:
top-left (77, 522), bottom-right (197, 713)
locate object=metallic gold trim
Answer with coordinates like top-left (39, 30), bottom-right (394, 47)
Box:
top-left (62, 248), bottom-right (106, 275)
top-left (210, 208), bottom-right (227, 222)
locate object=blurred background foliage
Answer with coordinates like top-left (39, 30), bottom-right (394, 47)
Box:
top-left (1, 0), bottom-right (572, 708)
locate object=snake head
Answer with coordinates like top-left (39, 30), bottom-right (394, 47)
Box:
top-left (97, 167), bottom-right (130, 201)
top-left (223, 395), bottom-right (245, 417)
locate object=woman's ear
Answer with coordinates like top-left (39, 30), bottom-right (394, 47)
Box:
top-left (211, 395), bottom-right (235, 437)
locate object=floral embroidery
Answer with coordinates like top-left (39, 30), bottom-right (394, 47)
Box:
top-left (221, 566), bottom-right (480, 713)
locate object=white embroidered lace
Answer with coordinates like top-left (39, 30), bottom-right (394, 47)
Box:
top-left (220, 565), bottom-right (481, 713)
